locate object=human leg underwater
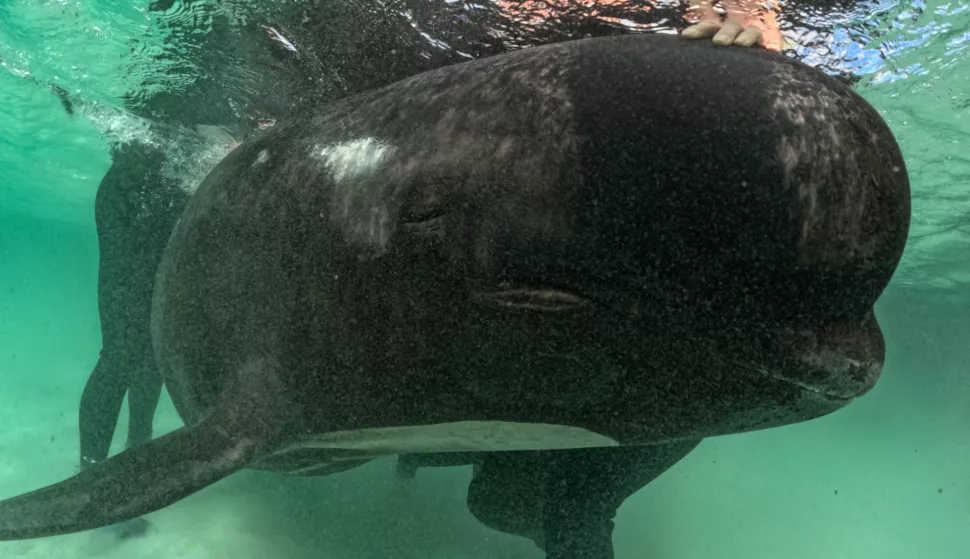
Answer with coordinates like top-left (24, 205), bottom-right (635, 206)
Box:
top-left (398, 441), bottom-right (701, 559)
top-left (79, 142), bottom-right (187, 470)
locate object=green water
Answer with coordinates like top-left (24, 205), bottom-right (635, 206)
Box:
top-left (1, 0), bottom-right (969, 558)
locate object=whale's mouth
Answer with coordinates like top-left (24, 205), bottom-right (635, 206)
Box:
top-left (471, 288), bottom-right (591, 312)
top-left (707, 317), bottom-right (885, 403)
top-left (717, 351), bottom-right (879, 402)
top-left (791, 350), bottom-right (882, 401)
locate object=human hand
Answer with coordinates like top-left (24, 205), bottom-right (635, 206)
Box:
top-left (681, 0), bottom-right (784, 51)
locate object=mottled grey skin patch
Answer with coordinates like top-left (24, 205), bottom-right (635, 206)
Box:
top-left (767, 62), bottom-right (902, 269)
top-left (313, 137), bottom-right (399, 256)
top-left (251, 148), bottom-right (269, 167)
top-left (273, 42), bottom-right (583, 262)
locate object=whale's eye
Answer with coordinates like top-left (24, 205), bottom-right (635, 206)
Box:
top-left (472, 289), bottom-right (589, 311)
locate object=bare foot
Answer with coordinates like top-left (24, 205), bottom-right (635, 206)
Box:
top-left (395, 455), bottom-right (418, 480)
top-left (681, 0), bottom-right (784, 51)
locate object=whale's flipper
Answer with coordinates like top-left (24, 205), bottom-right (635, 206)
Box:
top-left (0, 417), bottom-right (251, 540)
top-left (0, 358), bottom-right (296, 540)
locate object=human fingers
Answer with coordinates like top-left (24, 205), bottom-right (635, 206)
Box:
top-left (733, 24), bottom-right (763, 47)
top-left (712, 20), bottom-right (744, 45)
top-left (682, 20), bottom-right (723, 40)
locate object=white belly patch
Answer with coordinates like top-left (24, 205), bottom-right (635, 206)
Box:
top-left (281, 420), bottom-right (619, 457)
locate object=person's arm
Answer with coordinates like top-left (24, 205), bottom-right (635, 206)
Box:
top-left (682, 0), bottom-right (784, 51)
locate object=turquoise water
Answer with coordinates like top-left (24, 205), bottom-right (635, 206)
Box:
top-left (1, 0), bottom-right (968, 558)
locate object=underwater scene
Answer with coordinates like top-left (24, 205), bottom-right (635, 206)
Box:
top-left (0, 0), bottom-right (968, 558)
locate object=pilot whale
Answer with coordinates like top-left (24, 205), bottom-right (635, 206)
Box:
top-left (0, 33), bottom-right (909, 540)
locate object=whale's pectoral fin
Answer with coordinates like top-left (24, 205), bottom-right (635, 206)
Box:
top-left (0, 417), bottom-right (250, 540)
top-left (0, 357), bottom-right (298, 541)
